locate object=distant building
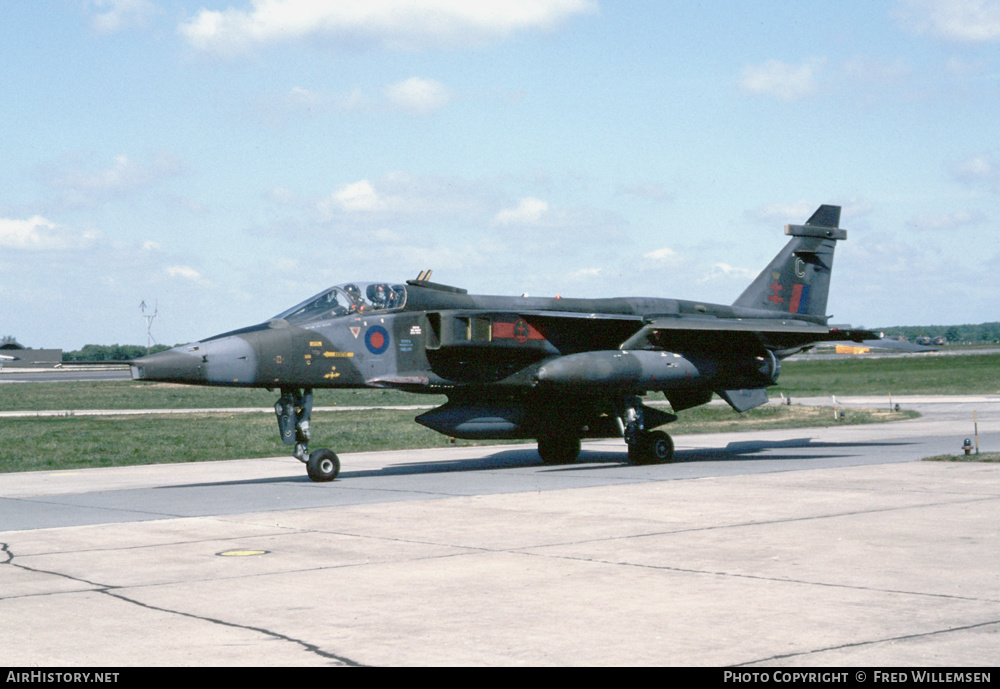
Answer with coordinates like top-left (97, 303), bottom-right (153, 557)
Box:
top-left (0, 341), bottom-right (63, 367)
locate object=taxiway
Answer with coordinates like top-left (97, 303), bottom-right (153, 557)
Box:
top-left (1, 396), bottom-right (998, 666)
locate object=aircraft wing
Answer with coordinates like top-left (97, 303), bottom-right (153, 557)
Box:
top-left (631, 316), bottom-right (829, 334)
top-left (618, 316), bottom-right (875, 352)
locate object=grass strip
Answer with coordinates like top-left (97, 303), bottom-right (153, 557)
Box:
top-left (0, 381), bottom-right (441, 412)
top-left (0, 405), bottom-right (917, 474)
top-left (923, 452), bottom-right (1000, 463)
top-left (772, 353), bottom-right (1000, 396)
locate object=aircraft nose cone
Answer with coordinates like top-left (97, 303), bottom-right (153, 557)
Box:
top-left (130, 347), bottom-right (206, 383)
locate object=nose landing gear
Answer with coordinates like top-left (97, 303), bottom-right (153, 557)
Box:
top-left (276, 387), bottom-right (340, 482)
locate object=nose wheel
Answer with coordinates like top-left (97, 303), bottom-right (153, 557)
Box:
top-left (306, 448), bottom-right (340, 482)
top-left (276, 387), bottom-right (340, 482)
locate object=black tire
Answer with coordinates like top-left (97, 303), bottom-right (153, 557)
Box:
top-left (628, 430), bottom-right (674, 465)
top-left (646, 430), bottom-right (674, 463)
top-left (537, 437), bottom-right (581, 465)
top-left (307, 448), bottom-right (340, 482)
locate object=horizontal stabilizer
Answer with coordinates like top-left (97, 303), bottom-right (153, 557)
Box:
top-left (825, 327), bottom-right (880, 343)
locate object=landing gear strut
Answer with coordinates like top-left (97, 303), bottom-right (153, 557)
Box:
top-left (622, 396), bottom-right (675, 465)
top-left (275, 387), bottom-right (340, 482)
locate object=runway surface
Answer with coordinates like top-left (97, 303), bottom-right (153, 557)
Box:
top-left (1, 396), bottom-right (998, 666)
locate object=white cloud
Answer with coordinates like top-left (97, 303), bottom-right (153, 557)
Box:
top-left (89, 0), bottom-right (159, 33)
top-left (566, 267), bottom-right (602, 279)
top-left (39, 152), bottom-right (183, 207)
top-left (739, 59), bottom-right (822, 101)
top-left (313, 173), bottom-right (501, 226)
top-left (894, 0), bottom-right (1000, 42)
top-left (750, 201), bottom-right (820, 223)
top-left (748, 199), bottom-right (872, 226)
top-left (954, 153), bottom-right (994, 181)
top-left (909, 209), bottom-right (984, 230)
top-left (271, 80), bottom-right (448, 121)
top-left (327, 180), bottom-right (382, 212)
top-left (952, 153), bottom-right (1000, 192)
top-left (384, 78), bottom-right (452, 114)
top-left (704, 262), bottom-right (758, 283)
top-left (0, 216), bottom-right (99, 251)
top-left (643, 247), bottom-right (680, 263)
top-left (493, 197), bottom-right (549, 226)
top-left (180, 0), bottom-right (597, 56)
top-left (287, 85), bottom-right (321, 107)
top-left (166, 265), bottom-right (211, 284)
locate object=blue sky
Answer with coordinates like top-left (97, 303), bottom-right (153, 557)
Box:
top-left (3, 0), bottom-right (999, 350)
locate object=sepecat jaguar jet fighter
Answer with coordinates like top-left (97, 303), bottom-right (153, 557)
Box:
top-left (131, 204), bottom-right (872, 482)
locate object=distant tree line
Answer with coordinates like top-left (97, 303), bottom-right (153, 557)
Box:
top-left (62, 344), bottom-right (173, 362)
top-left (877, 322), bottom-right (1000, 345)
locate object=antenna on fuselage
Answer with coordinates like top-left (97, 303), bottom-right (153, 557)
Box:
top-left (415, 269), bottom-right (433, 282)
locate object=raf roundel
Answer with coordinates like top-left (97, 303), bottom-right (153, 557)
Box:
top-left (364, 325), bottom-right (390, 355)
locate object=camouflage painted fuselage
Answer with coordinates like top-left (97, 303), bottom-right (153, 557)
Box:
top-left (131, 204), bottom-right (871, 445)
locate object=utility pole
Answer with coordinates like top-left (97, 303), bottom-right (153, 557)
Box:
top-left (140, 300), bottom-right (158, 355)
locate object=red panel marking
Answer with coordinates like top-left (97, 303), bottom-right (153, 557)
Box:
top-left (493, 318), bottom-right (545, 343)
top-left (789, 283), bottom-right (804, 313)
top-left (493, 321), bottom-right (515, 339)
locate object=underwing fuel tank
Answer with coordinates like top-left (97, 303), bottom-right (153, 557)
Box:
top-left (416, 402), bottom-right (527, 439)
top-left (534, 350), bottom-right (779, 390)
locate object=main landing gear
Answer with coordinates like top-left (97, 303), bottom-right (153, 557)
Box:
top-left (534, 428), bottom-right (674, 466)
top-left (275, 387), bottom-right (340, 482)
top-left (622, 396), bottom-right (675, 465)
top-left (628, 429), bottom-right (675, 465)
top-left (535, 397), bottom-right (676, 467)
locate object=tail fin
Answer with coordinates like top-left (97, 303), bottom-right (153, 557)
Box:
top-left (733, 204), bottom-right (845, 322)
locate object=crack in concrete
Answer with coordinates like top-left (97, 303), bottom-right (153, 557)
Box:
top-left (0, 541), bottom-right (365, 666)
top-left (98, 588), bottom-right (365, 666)
top-left (735, 618), bottom-right (1000, 666)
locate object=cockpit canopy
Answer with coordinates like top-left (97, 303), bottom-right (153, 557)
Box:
top-left (275, 282), bottom-right (407, 324)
